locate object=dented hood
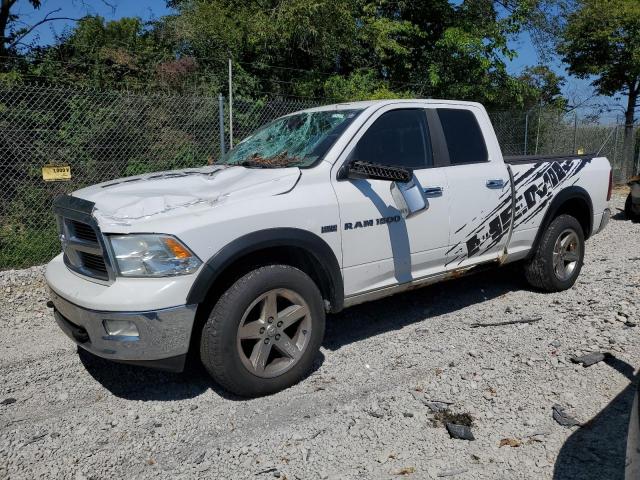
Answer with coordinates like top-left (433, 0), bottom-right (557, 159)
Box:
top-left (73, 165), bottom-right (300, 227)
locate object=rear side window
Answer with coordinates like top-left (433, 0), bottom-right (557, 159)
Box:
top-left (349, 109), bottom-right (432, 169)
top-left (437, 109), bottom-right (488, 165)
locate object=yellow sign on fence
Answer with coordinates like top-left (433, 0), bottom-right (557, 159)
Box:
top-left (42, 164), bottom-right (71, 182)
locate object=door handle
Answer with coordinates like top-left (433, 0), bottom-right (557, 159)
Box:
top-left (423, 186), bottom-right (444, 198)
top-left (486, 179), bottom-right (505, 189)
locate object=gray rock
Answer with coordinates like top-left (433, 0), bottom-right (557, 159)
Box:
top-left (193, 452), bottom-right (205, 464)
top-left (410, 390), bottom-right (425, 403)
top-left (426, 401), bottom-right (451, 413)
top-left (570, 352), bottom-right (607, 367)
top-left (196, 461), bottom-right (211, 472)
top-left (552, 404), bottom-right (581, 427)
top-left (438, 468), bottom-right (469, 477)
top-left (445, 423), bottom-right (475, 441)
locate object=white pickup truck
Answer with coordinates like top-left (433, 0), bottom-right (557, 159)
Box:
top-left (46, 99), bottom-right (612, 396)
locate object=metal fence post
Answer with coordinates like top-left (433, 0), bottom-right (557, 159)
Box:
top-left (635, 128), bottom-right (640, 176)
top-left (228, 57), bottom-right (234, 149)
top-left (535, 105), bottom-right (542, 155)
top-left (218, 93), bottom-right (226, 156)
top-left (612, 121), bottom-right (619, 173)
top-left (573, 113), bottom-right (578, 154)
top-left (523, 111), bottom-right (529, 155)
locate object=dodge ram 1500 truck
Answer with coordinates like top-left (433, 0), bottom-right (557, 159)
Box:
top-left (46, 99), bottom-right (612, 396)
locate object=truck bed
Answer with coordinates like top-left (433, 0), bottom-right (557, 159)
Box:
top-left (504, 153), bottom-right (596, 165)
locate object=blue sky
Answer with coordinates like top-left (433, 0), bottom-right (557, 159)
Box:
top-left (12, 0), bottom-right (172, 44)
top-left (13, 0), bottom-right (615, 117)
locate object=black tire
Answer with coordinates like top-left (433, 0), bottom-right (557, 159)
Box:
top-left (524, 214), bottom-right (585, 292)
top-left (626, 194), bottom-right (640, 221)
top-left (200, 265), bottom-right (325, 397)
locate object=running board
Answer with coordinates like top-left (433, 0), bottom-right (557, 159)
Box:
top-left (342, 262), bottom-right (498, 309)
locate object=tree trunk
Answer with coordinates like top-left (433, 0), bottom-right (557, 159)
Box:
top-left (0, 0), bottom-right (12, 68)
top-left (621, 87), bottom-right (637, 183)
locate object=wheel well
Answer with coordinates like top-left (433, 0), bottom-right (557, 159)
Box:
top-left (188, 246), bottom-right (335, 359)
top-left (205, 246), bottom-right (333, 308)
top-left (527, 189), bottom-right (593, 262)
top-left (553, 197), bottom-right (592, 239)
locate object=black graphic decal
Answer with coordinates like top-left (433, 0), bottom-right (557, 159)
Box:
top-left (446, 158), bottom-right (591, 266)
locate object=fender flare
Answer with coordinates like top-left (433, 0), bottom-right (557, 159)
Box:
top-left (186, 228), bottom-right (344, 312)
top-left (528, 186), bottom-right (593, 258)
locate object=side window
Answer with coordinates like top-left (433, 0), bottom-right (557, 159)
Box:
top-left (437, 108), bottom-right (488, 165)
top-left (349, 109), bottom-right (432, 169)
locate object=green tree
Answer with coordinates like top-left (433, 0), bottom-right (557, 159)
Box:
top-left (518, 65), bottom-right (566, 109)
top-left (167, 0), bottom-right (558, 108)
top-left (559, 0), bottom-right (640, 180)
top-left (30, 16), bottom-right (178, 90)
top-left (322, 70), bottom-right (411, 101)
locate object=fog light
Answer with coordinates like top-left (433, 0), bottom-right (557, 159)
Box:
top-left (103, 319), bottom-right (139, 337)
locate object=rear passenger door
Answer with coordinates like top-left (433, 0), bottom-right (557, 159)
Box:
top-left (434, 107), bottom-right (512, 269)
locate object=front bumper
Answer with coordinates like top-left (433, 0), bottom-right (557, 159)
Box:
top-left (49, 288), bottom-right (197, 372)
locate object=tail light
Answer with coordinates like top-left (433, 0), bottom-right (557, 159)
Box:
top-left (606, 169), bottom-right (613, 201)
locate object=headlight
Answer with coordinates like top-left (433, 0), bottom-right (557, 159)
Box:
top-left (109, 234), bottom-right (202, 277)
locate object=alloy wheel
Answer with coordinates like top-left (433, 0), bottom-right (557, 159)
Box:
top-left (236, 288), bottom-right (312, 378)
top-left (552, 228), bottom-right (581, 282)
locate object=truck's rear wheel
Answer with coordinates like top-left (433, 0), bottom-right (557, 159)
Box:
top-left (524, 214), bottom-right (584, 292)
top-left (200, 265), bottom-right (325, 397)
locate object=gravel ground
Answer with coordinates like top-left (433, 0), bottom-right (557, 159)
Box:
top-left (1, 192), bottom-right (638, 480)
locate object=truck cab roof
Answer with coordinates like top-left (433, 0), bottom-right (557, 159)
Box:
top-left (299, 98), bottom-right (486, 114)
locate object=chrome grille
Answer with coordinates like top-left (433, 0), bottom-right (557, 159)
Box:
top-left (53, 195), bottom-right (113, 282)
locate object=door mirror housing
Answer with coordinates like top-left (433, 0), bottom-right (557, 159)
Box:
top-left (342, 160), bottom-right (429, 219)
top-left (390, 175), bottom-right (429, 219)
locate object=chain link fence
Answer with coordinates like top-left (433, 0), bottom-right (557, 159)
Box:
top-left (488, 109), bottom-right (639, 183)
top-left (1, 84), bottom-right (638, 269)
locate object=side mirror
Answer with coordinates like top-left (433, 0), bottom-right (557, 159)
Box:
top-left (342, 160), bottom-right (429, 218)
top-left (390, 175), bottom-right (429, 219)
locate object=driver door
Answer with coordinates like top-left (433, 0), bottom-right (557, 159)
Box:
top-left (331, 106), bottom-right (450, 298)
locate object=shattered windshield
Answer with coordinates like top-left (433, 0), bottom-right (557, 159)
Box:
top-left (217, 109), bottom-right (362, 168)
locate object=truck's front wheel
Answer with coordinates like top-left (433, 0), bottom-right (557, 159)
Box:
top-left (200, 265), bottom-right (325, 397)
top-left (524, 214), bottom-right (585, 292)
